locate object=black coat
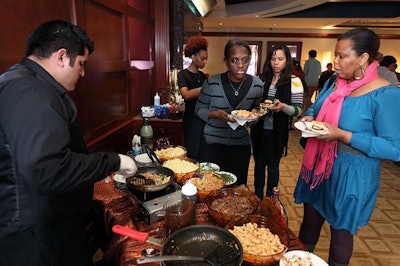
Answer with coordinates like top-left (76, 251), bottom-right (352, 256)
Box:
top-left (251, 79), bottom-right (291, 158)
top-left (0, 58), bottom-right (119, 237)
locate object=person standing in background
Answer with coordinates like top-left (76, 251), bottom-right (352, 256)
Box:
top-left (178, 36), bottom-right (208, 161)
top-left (377, 55), bottom-right (398, 86)
top-left (303, 50), bottom-right (321, 111)
top-left (251, 46), bottom-right (304, 199)
top-left (294, 27), bottom-right (400, 266)
top-left (0, 20), bottom-right (137, 266)
top-left (317, 62), bottom-right (335, 92)
top-left (196, 39), bottom-right (263, 185)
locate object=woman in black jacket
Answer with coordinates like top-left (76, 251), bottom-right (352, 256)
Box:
top-left (251, 45), bottom-right (304, 199)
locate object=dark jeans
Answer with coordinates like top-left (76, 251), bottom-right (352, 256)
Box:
top-left (253, 129), bottom-right (281, 199)
top-left (204, 142), bottom-right (251, 186)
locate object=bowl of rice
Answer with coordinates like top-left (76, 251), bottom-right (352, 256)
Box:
top-left (162, 157), bottom-right (199, 184)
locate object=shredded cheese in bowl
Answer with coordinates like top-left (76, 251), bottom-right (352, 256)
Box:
top-left (163, 158), bottom-right (198, 174)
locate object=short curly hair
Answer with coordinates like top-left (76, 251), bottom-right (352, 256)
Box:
top-left (184, 36), bottom-right (208, 57)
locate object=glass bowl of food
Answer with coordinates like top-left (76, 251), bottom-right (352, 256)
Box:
top-left (225, 215), bottom-right (289, 266)
top-left (181, 171), bottom-right (226, 203)
top-left (205, 187), bottom-right (259, 227)
top-left (162, 157), bottom-right (199, 184)
top-left (154, 145), bottom-right (187, 162)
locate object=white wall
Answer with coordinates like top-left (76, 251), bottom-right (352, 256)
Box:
top-left (202, 36), bottom-right (400, 75)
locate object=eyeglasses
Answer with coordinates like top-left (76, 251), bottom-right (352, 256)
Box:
top-left (229, 57), bottom-right (251, 65)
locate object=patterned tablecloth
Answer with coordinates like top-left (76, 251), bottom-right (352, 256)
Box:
top-left (93, 178), bottom-right (307, 266)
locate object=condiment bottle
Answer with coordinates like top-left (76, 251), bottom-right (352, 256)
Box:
top-left (154, 92), bottom-right (160, 107)
top-left (140, 117), bottom-right (153, 153)
top-left (132, 135), bottom-right (141, 156)
top-left (272, 187), bottom-right (288, 226)
top-left (181, 182), bottom-right (197, 223)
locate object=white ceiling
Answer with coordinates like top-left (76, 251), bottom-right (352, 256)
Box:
top-left (200, 0), bottom-right (400, 34)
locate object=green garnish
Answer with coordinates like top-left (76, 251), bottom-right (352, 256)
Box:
top-left (220, 173), bottom-right (234, 183)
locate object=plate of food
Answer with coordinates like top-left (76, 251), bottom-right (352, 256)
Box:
top-left (260, 98), bottom-right (280, 109)
top-left (216, 171), bottom-right (237, 186)
top-left (253, 106), bottom-right (269, 117)
top-left (280, 250), bottom-right (328, 266)
top-left (294, 121), bottom-right (329, 137)
top-left (200, 162), bottom-right (220, 172)
top-left (231, 110), bottom-right (258, 125)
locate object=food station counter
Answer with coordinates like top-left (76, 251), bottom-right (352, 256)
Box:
top-left (93, 177), bottom-right (307, 266)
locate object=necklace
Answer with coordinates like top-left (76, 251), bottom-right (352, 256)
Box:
top-left (190, 70), bottom-right (201, 85)
top-left (228, 74), bottom-right (245, 96)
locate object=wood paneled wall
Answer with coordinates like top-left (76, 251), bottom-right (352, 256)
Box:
top-left (0, 0), bottom-right (169, 154)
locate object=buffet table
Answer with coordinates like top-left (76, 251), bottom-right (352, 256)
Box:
top-left (93, 178), bottom-right (306, 266)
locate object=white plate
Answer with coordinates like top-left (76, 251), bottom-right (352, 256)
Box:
top-left (216, 171), bottom-right (237, 185)
top-left (294, 121), bottom-right (328, 138)
top-left (200, 162), bottom-right (220, 172)
top-left (280, 250), bottom-right (328, 266)
top-left (231, 110), bottom-right (257, 125)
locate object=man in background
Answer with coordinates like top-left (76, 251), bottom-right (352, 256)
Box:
top-left (303, 49), bottom-right (321, 111)
top-left (377, 55), bottom-right (398, 86)
top-left (0, 20), bottom-right (137, 266)
top-left (317, 62), bottom-right (335, 92)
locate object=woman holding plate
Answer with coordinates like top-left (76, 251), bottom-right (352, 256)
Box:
top-left (251, 45), bottom-right (304, 199)
top-left (294, 28), bottom-right (400, 265)
top-left (195, 39), bottom-right (263, 185)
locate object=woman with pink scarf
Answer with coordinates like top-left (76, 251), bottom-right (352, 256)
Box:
top-left (294, 28), bottom-right (400, 266)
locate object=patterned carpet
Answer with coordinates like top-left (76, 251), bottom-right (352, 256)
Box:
top-left (246, 128), bottom-right (400, 265)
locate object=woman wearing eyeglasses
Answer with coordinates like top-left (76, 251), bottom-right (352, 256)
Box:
top-left (250, 45), bottom-right (304, 199)
top-left (195, 39), bottom-right (263, 185)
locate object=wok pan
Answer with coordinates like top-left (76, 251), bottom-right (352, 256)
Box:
top-left (112, 224), bottom-right (243, 266)
top-left (126, 166), bottom-right (174, 193)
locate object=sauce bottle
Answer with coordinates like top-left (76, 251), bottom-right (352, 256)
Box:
top-left (272, 187), bottom-right (288, 226)
top-left (140, 118), bottom-right (153, 153)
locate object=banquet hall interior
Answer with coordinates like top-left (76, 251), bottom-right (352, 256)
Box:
top-left (1, 1), bottom-right (400, 265)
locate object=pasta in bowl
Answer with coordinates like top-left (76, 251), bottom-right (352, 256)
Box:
top-left (225, 215), bottom-right (289, 265)
top-left (181, 171), bottom-right (226, 202)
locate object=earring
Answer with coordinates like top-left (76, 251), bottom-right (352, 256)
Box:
top-left (353, 64), bottom-right (365, 80)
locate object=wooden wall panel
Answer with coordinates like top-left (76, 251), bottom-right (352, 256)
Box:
top-left (0, 0), bottom-right (164, 153)
top-left (0, 0), bottom-right (71, 73)
top-left (74, 0), bottom-right (132, 147)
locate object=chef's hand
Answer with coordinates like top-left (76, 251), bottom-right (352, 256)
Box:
top-left (118, 154), bottom-right (137, 177)
top-left (208, 110), bottom-right (236, 122)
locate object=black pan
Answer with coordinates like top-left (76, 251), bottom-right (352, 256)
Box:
top-left (162, 225), bottom-right (243, 266)
top-left (126, 166), bottom-right (174, 192)
top-left (112, 224), bottom-right (243, 266)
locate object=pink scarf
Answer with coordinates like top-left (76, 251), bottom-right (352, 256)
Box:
top-left (301, 61), bottom-right (378, 190)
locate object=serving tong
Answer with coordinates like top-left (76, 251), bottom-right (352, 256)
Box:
top-left (145, 145), bottom-right (161, 165)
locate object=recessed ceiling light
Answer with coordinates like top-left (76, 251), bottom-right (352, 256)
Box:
top-left (219, 22), bottom-right (223, 26)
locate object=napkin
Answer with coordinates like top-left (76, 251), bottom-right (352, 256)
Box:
top-left (227, 121), bottom-right (239, 130)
